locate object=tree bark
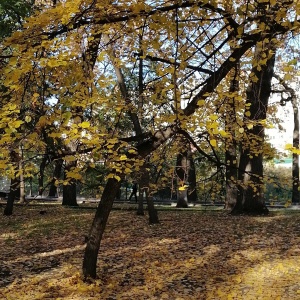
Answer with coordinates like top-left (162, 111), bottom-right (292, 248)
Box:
top-left (146, 190), bottom-right (159, 224)
top-left (187, 150), bottom-right (197, 202)
top-left (136, 185), bottom-right (145, 216)
top-left (292, 99), bottom-right (299, 204)
top-left (3, 150), bottom-right (21, 216)
top-left (3, 177), bottom-right (19, 216)
top-left (82, 178), bottom-right (121, 279)
top-left (38, 154), bottom-right (47, 196)
top-left (176, 150), bottom-right (188, 208)
top-left (176, 142), bottom-right (196, 207)
top-left (232, 46), bottom-right (275, 215)
top-left (224, 64), bottom-right (239, 210)
top-left (48, 159), bottom-right (63, 197)
top-left (62, 160), bottom-right (78, 206)
top-left (141, 166), bottom-right (159, 223)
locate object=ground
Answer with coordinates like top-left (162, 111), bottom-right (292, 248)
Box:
top-left (1, 203), bottom-right (300, 299)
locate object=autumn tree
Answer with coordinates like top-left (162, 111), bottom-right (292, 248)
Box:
top-left (1, 0), bottom-right (300, 276)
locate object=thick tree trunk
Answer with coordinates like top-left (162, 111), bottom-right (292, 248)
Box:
top-left (82, 178), bottom-right (121, 279)
top-left (3, 177), bottom-right (19, 216)
top-left (62, 161), bottom-right (78, 206)
top-left (136, 186), bottom-right (144, 216)
top-left (146, 190), bottom-right (159, 224)
top-left (232, 47), bottom-right (275, 215)
top-left (62, 182), bottom-right (77, 206)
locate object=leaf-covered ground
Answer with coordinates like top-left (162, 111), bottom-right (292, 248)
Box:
top-left (1, 204), bottom-right (300, 299)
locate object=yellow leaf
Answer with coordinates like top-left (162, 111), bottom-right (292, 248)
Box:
top-left (120, 155), bottom-right (127, 161)
top-left (11, 120), bottom-right (23, 128)
top-left (197, 99), bottom-right (205, 106)
top-left (114, 175), bottom-right (121, 182)
top-left (239, 128), bottom-right (244, 133)
top-left (284, 73), bottom-right (292, 81)
top-left (219, 130), bottom-right (229, 137)
top-left (245, 111), bottom-right (251, 117)
top-left (128, 149), bottom-right (136, 154)
top-left (80, 121), bottom-right (90, 128)
top-left (178, 186), bottom-right (186, 191)
top-left (25, 116), bottom-right (32, 123)
top-left (210, 139), bottom-right (217, 147)
top-left (209, 114), bottom-right (218, 121)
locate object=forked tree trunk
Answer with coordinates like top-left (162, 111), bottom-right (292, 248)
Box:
top-left (83, 178), bottom-right (121, 279)
top-left (137, 167), bottom-right (159, 223)
top-left (232, 46), bottom-right (275, 215)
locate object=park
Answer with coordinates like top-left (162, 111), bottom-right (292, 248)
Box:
top-left (1, 0), bottom-right (300, 299)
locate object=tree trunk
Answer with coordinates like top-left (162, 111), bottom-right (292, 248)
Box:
top-left (225, 142), bottom-right (237, 210)
top-left (292, 96), bottom-right (299, 204)
top-left (232, 46), bottom-right (275, 215)
top-left (136, 186), bottom-right (144, 215)
top-left (3, 177), bottom-right (19, 216)
top-left (48, 159), bottom-right (63, 197)
top-left (3, 150), bottom-right (20, 216)
top-left (62, 161), bottom-right (78, 206)
top-left (146, 190), bottom-right (159, 224)
top-left (142, 166), bottom-right (159, 224)
top-left (38, 154), bottom-right (47, 196)
top-left (272, 74), bottom-right (300, 204)
top-left (136, 166), bottom-right (159, 223)
top-left (18, 160), bottom-right (25, 203)
top-left (82, 178), bottom-right (121, 279)
top-left (175, 141), bottom-right (197, 207)
top-left (224, 64), bottom-right (239, 210)
top-left (187, 150), bottom-right (197, 203)
top-left (176, 150), bottom-right (188, 208)
top-left (82, 126), bottom-right (176, 280)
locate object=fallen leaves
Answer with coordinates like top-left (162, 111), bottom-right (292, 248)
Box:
top-left (1, 205), bottom-right (300, 299)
